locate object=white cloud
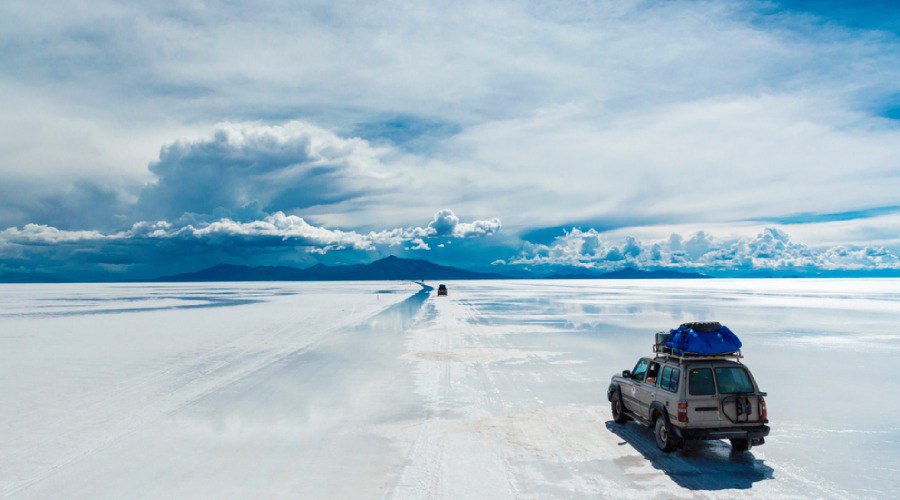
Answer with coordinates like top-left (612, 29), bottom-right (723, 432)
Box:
top-left (454, 218), bottom-right (502, 238)
top-left (428, 209), bottom-right (501, 238)
top-left (0, 224), bottom-right (110, 245)
top-left (427, 209), bottom-right (460, 236)
top-left (0, 209), bottom-right (501, 257)
top-left (409, 238), bottom-right (430, 251)
top-left (511, 227), bottom-right (899, 272)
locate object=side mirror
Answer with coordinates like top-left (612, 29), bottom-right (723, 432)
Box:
top-left (622, 370), bottom-right (631, 378)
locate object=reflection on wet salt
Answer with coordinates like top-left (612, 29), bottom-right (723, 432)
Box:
top-left (445, 279), bottom-right (900, 497)
top-left (0, 286), bottom-right (300, 318)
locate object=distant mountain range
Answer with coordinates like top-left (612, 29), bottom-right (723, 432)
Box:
top-left (154, 256), bottom-right (507, 282)
top-left (18, 256), bottom-right (894, 283)
top-left (152, 258), bottom-right (710, 282)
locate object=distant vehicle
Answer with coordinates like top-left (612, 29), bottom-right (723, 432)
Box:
top-left (607, 322), bottom-right (769, 452)
top-left (437, 284), bottom-right (448, 296)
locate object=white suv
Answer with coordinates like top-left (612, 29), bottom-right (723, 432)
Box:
top-left (608, 352), bottom-right (769, 452)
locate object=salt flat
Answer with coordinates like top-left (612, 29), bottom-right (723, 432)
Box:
top-left (1, 279), bottom-right (898, 498)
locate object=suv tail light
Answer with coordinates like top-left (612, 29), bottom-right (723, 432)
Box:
top-left (760, 398), bottom-right (768, 422)
top-left (677, 402), bottom-right (688, 423)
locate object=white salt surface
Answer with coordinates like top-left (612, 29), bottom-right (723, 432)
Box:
top-left (1, 279), bottom-right (898, 498)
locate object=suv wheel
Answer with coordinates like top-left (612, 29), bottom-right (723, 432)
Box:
top-left (611, 394), bottom-right (628, 424)
top-left (730, 438), bottom-right (751, 452)
top-left (654, 415), bottom-right (677, 453)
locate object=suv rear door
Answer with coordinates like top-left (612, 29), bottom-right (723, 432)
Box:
top-left (685, 366), bottom-right (722, 426)
top-left (715, 366), bottom-right (763, 425)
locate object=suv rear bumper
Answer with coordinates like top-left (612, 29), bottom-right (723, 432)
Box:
top-left (674, 425), bottom-right (770, 441)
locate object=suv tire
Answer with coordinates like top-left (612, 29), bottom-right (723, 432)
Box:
top-left (611, 394), bottom-right (628, 424)
top-left (654, 415), bottom-right (677, 453)
top-left (730, 438), bottom-right (751, 452)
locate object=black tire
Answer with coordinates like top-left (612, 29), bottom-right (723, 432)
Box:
top-left (654, 415), bottom-right (677, 453)
top-left (611, 395), bottom-right (628, 424)
top-left (681, 322), bottom-right (721, 333)
top-left (730, 438), bottom-right (751, 452)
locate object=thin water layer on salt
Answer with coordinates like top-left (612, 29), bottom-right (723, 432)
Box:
top-left (431, 279), bottom-right (900, 497)
top-left (1, 279), bottom-right (897, 498)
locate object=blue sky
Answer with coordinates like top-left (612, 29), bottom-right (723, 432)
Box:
top-left (0, 0), bottom-right (898, 278)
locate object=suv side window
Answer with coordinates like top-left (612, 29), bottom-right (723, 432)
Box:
top-left (670, 368), bottom-right (680, 392)
top-left (645, 362), bottom-right (661, 384)
top-left (660, 366), bottom-right (680, 393)
top-left (660, 366), bottom-right (671, 389)
top-left (689, 368), bottom-right (716, 395)
top-left (631, 359), bottom-right (649, 381)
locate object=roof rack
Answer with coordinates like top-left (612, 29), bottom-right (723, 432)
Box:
top-left (652, 343), bottom-right (743, 362)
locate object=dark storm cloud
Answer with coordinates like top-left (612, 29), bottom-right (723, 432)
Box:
top-left (0, 180), bottom-right (133, 231)
top-left (137, 121), bottom-right (393, 220)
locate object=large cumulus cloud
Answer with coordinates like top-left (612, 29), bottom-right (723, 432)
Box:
top-left (510, 227), bottom-right (899, 272)
top-left (137, 121), bottom-right (395, 220)
top-left (428, 209), bottom-right (501, 238)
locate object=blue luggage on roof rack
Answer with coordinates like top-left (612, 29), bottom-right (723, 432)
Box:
top-left (665, 322), bottom-right (742, 356)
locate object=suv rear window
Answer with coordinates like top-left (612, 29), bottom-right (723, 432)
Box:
top-left (714, 367), bottom-right (754, 394)
top-left (689, 368), bottom-right (715, 395)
